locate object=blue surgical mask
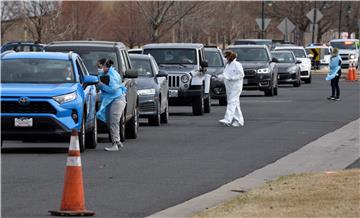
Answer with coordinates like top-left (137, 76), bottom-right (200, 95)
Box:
top-left (98, 69), bottom-right (103, 74)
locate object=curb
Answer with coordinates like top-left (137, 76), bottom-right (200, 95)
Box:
top-left (147, 119), bottom-right (360, 218)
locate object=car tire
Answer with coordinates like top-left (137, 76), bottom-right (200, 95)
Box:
top-left (219, 98), bottom-right (227, 106)
top-left (293, 79), bottom-right (301, 87)
top-left (204, 95), bottom-right (211, 113)
top-left (149, 103), bottom-right (161, 126)
top-left (274, 85), bottom-right (278, 96)
top-left (78, 116), bottom-right (86, 153)
top-left (192, 94), bottom-right (204, 116)
top-left (85, 113), bottom-right (97, 149)
top-left (304, 75), bottom-right (312, 84)
top-left (160, 100), bottom-right (169, 124)
top-left (126, 104), bottom-right (139, 139)
top-left (264, 86), bottom-right (274, 96)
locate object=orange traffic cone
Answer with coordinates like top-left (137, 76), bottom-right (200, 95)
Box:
top-left (49, 129), bottom-right (95, 216)
top-left (352, 66), bottom-right (358, 81)
top-left (347, 66), bottom-right (354, 81)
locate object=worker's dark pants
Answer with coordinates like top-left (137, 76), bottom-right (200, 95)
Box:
top-left (331, 71), bottom-right (341, 98)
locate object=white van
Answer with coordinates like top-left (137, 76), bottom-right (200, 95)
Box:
top-left (329, 39), bottom-right (359, 69)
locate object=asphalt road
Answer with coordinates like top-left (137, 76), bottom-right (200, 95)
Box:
top-left (2, 75), bottom-right (359, 218)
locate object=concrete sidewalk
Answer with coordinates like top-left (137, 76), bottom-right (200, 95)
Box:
top-left (147, 118), bottom-right (360, 218)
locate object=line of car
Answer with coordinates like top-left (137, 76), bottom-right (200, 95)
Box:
top-left (2, 38), bottom-right (348, 151)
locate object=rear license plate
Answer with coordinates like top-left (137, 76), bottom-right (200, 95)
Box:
top-left (15, 117), bottom-right (33, 127)
top-left (243, 79), bottom-right (248, 85)
top-left (169, 90), bottom-right (178, 98)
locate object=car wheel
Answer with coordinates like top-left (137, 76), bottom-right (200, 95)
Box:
top-left (119, 113), bottom-right (126, 142)
top-left (305, 75), bottom-right (312, 84)
top-left (149, 102), bottom-right (161, 126)
top-left (160, 100), bottom-right (169, 124)
top-left (274, 85), bottom-right (278, 96)
top-left (85, 113), bottom-right (97, 149)
top-left (204, 95), bottom-right (211, 113)
top-left (219, 98), bottom-right (227, 106)
top-left (293, 79), bottom-right (301, 87)
top-left (78, 116), bottom-right (86, 153)
top-left (126, 104), bottom-right (139, 139)
top-left (264, 86), bottom-right (274, 96)
top-left (192, 90), bottom-right (204, 116)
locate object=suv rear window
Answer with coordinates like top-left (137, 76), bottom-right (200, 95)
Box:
top-left (230, 48), bottom-right (269, 62)
top-left (1, 59), bottom-right (75, 83)
top-left (144, 49), bottom-right (197, 65)
top-left (276, 48), bottom-right (306, 58)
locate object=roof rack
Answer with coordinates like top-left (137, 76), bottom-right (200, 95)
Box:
top-left (48, 40), bottom-right (123, 47)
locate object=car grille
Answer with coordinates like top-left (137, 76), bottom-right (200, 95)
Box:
top-left (340, 54), bottom-right (348, 61)
top-left (168, 75), bottom-right (180, 88)
top-left (1, 101), bottom-right (57, 114)
top-left (300, 71), bottom-right (309, 76)
top-left (140, 102), bottom-right (156, 112)
top-left (244, 69), bottom-right (256, 78)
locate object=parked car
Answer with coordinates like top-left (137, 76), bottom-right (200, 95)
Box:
top-left (1, 41), bottom-right (44, 53)
top-left (1, 51), bottom-right (98, 151)
top-left (274, 46), bottom-right (312, 84)
top-left (227, 45), bottom-right (278, 96)
top-left (329, 39), bottom-right (359, 69)
top-left (143, 43), bottom-right (211, 115)
top-left (129, 54), bottom-right (169, 126)
top-left (128, 48), bottom-right (143, 54)
top-left (204, 46), bottom-right (227, 105)
top-left (45, 41), bottom-right (139, 142)
top-left (271, 51), bottom-right (302, 87)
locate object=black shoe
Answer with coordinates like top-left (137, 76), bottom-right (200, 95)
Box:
top-left (327, 96), bottom-right (335, 100)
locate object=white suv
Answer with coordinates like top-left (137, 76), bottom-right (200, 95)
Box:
top-left (274, 46), bottom-right (312, 84)
top-left (329, 39), bottom-right (359, 69)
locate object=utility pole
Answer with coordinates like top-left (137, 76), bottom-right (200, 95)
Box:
top-left (311, 1), bottom-right (317, 43)
top-left (338, 1), bottom-right (342, 38)
top-left (261, 1), bottom-right (265, 39)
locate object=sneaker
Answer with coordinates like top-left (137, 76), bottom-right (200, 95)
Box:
top-left (231, 121), bottom-right (241, 127)
top-left (334, 97), bottom-right (340, 101)
top-left (327, 96), bottom-right (335, 100)
top-left (116, 141), bottom-right (124, 148)
top-left (104, 144), bottom-right (119, 151)
top-left (219, 119), bottom-right (231, 126)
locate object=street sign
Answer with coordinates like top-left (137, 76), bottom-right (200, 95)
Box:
top-left (306, 8), bottom-right (323, 23)
top-left (256, 18), bottom-right (271, 31)
top-left (277, 18), bottom-right (295, 35)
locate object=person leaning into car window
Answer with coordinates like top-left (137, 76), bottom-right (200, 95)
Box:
top-left (97, 58), bottom-right (127, 151)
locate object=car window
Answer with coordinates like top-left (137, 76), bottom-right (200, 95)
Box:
top-left (277, 48), bottom-right (306, 58)
top-left (205, 50), bottom-right (224, 67)
top-left (231, 48), bottom-right (269, 62)
top-left (271, 52), bottom-right (295, 63)
top-left (330, 41), bottom-right (356, 50)
top-left (130, 58), bottom-right (153, 77)
top-left (1, 59), bottom-right (75, 83)
top-left (144, 49), bottom-right (197, 65)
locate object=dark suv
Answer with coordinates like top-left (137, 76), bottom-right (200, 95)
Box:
top-left (227, 45), bottom-right (278, 96)
top-left (143, 43), bottom-right (211, 115)
top-left (45, 41), bottom-right (139, 141)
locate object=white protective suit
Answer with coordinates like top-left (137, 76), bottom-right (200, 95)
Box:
top-left (219, 59), bottom-right (245, 126)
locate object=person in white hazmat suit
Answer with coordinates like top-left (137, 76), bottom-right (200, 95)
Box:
top-left (217, 51), bottom-right (245, 127)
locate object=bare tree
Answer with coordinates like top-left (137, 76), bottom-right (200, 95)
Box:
top-left (1, 1), bottom-right (22, 38)
top-left (136, 1), bottom-right (201, 42)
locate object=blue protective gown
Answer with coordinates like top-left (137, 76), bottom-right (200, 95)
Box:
top-left (96, 67), bottom-right (127, 123)
top-left (326, 55), bottom-right (342, 81)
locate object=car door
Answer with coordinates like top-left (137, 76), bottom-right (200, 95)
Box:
top-left (75, 58), bottom-right (93, 128)
top-left (151, 57), bottom-right (168, 112)
top-left (120, 50), bottom-right (136, 120)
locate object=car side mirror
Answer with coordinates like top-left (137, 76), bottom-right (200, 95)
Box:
top-left (156, 70), bottom-right (168, 78)
top-left (200, 60), bottom-right (208, 68)
top-left (124, 69), bottom-right (138, 78)
top-left (296, 60), bottom-right (302, 64)
top-left (83, 75), bottom-right (98, 88)
top-left (271, 58), bottom-right (279, 63)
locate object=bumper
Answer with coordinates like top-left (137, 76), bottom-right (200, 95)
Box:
top-left (278, 73), bottom-right (298, 84)
top-left (139, 95), bottom-right (158, 118)
top-left (243, 75), bottom-right (272, 91)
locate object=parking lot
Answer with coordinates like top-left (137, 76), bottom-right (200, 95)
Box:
top-left (2, 74), bottom-right (359, 217)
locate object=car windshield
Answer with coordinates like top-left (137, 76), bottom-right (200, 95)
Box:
top-left (205, 50), bottom-right (224, 67)
top-left (144, 49), bottom-right (197, 65)
top-left (271, 52), bottom-right (295, 63)
top-left (277, 49), bottom-right (306, 58)
top-left (130, 58), bottom-right (153, 77)
top-left (1, 59), bottom-right (75, 83)
top-left (330, 41), bottom-right (356, 50)
top-left (231, 48), bottom-right (269, 62)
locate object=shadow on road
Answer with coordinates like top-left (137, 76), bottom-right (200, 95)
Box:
top-left (1, 147), bottom-right (68, 154)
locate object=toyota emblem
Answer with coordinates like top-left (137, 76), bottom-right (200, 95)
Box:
top-left (18, 97), bottom-right (30, 105)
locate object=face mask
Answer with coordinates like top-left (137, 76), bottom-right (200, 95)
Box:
top-left (98, 69), bottom-right (103, 74)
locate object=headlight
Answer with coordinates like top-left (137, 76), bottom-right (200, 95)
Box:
top-left (257, 68), bottom-right (270, 74)
top-left (181, 74), bottom-right (190, 83)
top-left (349, 54), bottom-right (356, 60)
top-left (53, 92), bottom-right (77, 104)
top-left (137, 88), bottom-right (156, 96)
top-left (300, 64), bottom-right (307, 69)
